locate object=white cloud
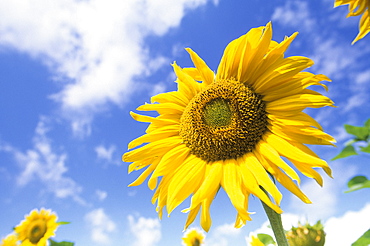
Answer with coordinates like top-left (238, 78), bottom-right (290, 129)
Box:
top-left (0, 117), bottom-right (85, 204)
top-left (0, 0), bottom-right (217, 136)
top-left (95, 189), bottom-right (108, 201)
top-left (272, 1), bottom-right (315, 31)
top-left (355, 69), bottom-right (370, 85)
top-left (205, 222), bottom-right (241, 246)
top-left (128, 215), bottom-right (161, 246)
top-left (325, 203), bottom-right (370, 246)
top-left (95, 144), bottom-right (117, 163)
top-left (151, 83), bottom-right (167, 98)
top-left (85, 208), bottom-right (117, 245)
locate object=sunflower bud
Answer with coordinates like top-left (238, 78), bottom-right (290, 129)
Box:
top-left (286, 221), bottom-right (325, 246)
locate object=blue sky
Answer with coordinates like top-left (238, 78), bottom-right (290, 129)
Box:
top-left (1, 0), bottom-right (370, 245)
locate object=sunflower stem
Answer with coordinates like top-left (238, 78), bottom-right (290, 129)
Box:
top-left (261, 201), bottom-right (289, 246)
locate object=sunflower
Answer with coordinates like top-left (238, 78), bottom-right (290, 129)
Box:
top-left (0, 234), bottom-right (19, 246)
top-left (14, 209), bottom-right (59, 246)
top-left (334, 0), bottom-right (370, 43)
top-left (123, 22), bottom-right (334, 231)
top-left (182, 228), bottom-right (205, 246)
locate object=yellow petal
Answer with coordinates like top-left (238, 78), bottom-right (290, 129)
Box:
top-left (239, 160), bottom-right (283, 214)
top-left (254, 56), bottom-right (314, 94)
top-left (189, 161), bottom-right (223, 210)
top-left (149, 145), bottom-right (190, 182)
top-left (240, 22), bottom-right (272, 83)
top-left (255, 140), bottom-right (300, 183)
top-left (264, 134), bottom-right (327, 171)
top-left (167, 156), bottom-right (207, 214)
top-left (151, 91), bottom-right (189, 107)
top-left (137, 102), bottom-right (185, 115)
top-left (128, 125), bottom-right (179, 149)
top-left (123, 136), bottom-right (182, 162)
top-left (221, 159), bottom-right (251, 222)
top-left (185, 48), bottom-right (215, 85)
top-left (268, 112), bottom-right (323, 131)
top-left (172, 62), bottom-right (202, 99)
top-left (241, 153), bottom-right (282, 205)
top-left (254, 151), bottom-right (311, 204)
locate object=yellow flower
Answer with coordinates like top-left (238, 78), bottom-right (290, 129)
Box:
top-left (334, 0), bottom-right (370, 43)
top-left (123, 22), bottom-right (334, 231)
top-left (249, 235), bottom-right (265, 246)
top-left (182, 228), bottom-right (205, 246)
top-left (1, 234), bottom-right (19, 246)
top-left (15, 208), bottom-right (59, 246)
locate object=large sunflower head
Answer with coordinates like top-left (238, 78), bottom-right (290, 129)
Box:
top-left (334, 0), bottom-right (370, 43)
top-left (123, 22), bottom-right (335, 231)
top-left (14, 208), bottom-right (59, 246)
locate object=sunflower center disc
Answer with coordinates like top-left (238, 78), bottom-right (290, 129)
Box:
top-left (28, 219), bottom-right (47, 244)
top-left (203, 98), bottom-right (233, 127)
top-left (180, 80), bottom-right (268, 162)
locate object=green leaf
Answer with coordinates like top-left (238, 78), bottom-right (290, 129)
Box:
top-left (57, 221), bottom-right (71, 225)
top-left (352, 229), bottom-right (370, 246)
top-left (364, 119), bottom-right (370, 128)
top-left (331, 145), bottom-right (358, 161)
top-left (49, 239), bottom-right (74, 246)
top-left (345, 176), bottom-right (370, 193)
top-left (344, 124), bottom-right (369, 141)
top-left (257, 233), bottom-right (276, 245)
top-left (360, 143), bottom-right (370, 153)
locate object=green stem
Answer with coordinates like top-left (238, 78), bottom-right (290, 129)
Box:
top-left (261, 201), bottom-right (289, 246)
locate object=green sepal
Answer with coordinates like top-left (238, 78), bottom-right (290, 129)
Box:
top-left (257, 233), bottom-right (276, 245)
top-left (352, 229), bottom-right (370, 246)
top-left (49, 239), bottom-right (74, 246)
top-left (344, 124), bottom-right (369, 141)
top-left (331, 144), bottom-right (358, 161)
top-left (345, 175), bottom-right (370, 193)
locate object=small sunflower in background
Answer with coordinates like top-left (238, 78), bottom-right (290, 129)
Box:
top-left (123, 22), bottom-right (335, 231)
top-left (0, 234), bottom-right (19, 246)
top-left (334, 0), bottom-right (370, 43)
top-left (14, 208), bottom-right (59, 246)
top-left (182, 228), bottom-right (205, 246)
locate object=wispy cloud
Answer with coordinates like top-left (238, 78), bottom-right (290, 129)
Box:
top-left (95, 189), bottom-right (108, 201)
top-left (127, 215), bottom-right (161, 246)
top-left (272, 1), bottom-right (315, 31)
top-left (95, 144), bottom-right (118, 165)
top-left (0, 117), bottom-right (85, 204)
top-left (85, 208), bottom-right (117, 245)
top-left (0, 0), bottom-right (217, 136)
top-left (205, 222), bottom-right (241, 246)
top-left (325, 203), bottom-right (370, 246)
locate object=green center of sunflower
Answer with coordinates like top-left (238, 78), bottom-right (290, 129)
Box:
top-left (27, 219), bottom-right (47, 244)
top-left (203, 98), bottom-right (232, 127)
top-left (180, 80), bottom-right (268, 162)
